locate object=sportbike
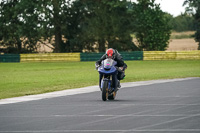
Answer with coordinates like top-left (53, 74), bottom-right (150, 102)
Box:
top-left (97, 58), bottom-right (122, 101)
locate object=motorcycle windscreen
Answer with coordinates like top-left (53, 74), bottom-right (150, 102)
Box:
top-left (103, 58), bottom-right (114, 70)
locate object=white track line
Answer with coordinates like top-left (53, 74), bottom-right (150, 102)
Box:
top-left (0, 77), bottom-right (199, 105)
top-left (118, 113), bottom-right (200, 133)
top-left (1, 129), bottom-right (200, 132)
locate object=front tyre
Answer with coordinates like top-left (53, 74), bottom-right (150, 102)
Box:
top-left (108, 91), bottom-right (117, 100)
top-left (102, 81), bottom-right (108, 101)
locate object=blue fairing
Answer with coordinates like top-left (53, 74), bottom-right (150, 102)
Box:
top-left (98, 59), bottom-right (117, 75)
top-left (98, 66), bottom-right (117, 74)
top-left (98, 59), bottom-right (117, 93)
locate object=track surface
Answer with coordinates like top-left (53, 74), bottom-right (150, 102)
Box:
top-left (0, 78), bottom-right (200, 133)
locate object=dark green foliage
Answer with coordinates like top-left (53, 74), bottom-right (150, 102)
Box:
top-left (1, 0), bottom-right (186, 53)
top-left (73, 0), bottom-right (138, 52)
top-left (132, 0), bottom-right (171, 51)
top-left (183, 0), bottom-right (200, 49)
top-left (0, 0), bottom-right (67, 53)
top-left (172, 14), bottom-right (196, 32)
top-left (61, 0), bottom-right (88, 52)
top-left (0, 0), bottom-right (139, 53)
top-left (0, 0), bottom-right (23, 53)
top-left (0, 0), bottom-right (46, 53)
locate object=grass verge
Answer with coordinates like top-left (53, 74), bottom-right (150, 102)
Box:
top-left (0, 60), bottom-right (200, 99)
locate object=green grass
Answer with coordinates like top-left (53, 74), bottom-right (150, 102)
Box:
top-left (0, 60), bottom-right (200, 99)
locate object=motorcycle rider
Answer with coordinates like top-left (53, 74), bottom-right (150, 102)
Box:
top-left (95, 48), bottom-right (127, 91)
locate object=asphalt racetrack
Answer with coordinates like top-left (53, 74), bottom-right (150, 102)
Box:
top-left (0, 78), bottom-right (200, 133)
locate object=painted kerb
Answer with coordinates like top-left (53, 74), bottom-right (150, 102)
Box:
top-left (20, 53), bottom-right (80, 62)
top-left (143, 51), bottom-right (200, 60)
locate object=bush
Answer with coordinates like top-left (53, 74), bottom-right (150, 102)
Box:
top-left (132, 0), bottom-right (171, 51)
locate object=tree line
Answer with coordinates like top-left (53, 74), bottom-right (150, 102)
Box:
top-left (0, 0), bottom-right (199, 53)
top-left (168, 13), bottom-right (196, 32)
top-left (183, 0), bottom-right (200, 50)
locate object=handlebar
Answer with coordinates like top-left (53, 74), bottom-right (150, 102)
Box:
top-left (115, 66), bottom-right (124, 73)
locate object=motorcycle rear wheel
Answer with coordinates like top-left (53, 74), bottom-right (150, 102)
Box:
top-left (102, 81), bottom-right (108, 101)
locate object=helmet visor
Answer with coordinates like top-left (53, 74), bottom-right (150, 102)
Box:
top-left (107, 55), bottom-right (113, 59)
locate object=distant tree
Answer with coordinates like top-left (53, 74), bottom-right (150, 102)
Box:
top-left (164, 13), bottom-right (174, 27)
top-left (72, 0), bottom-right (138, 52)
top-left (0, 0), bottom-right (50, 53)
top-left (61, 0), bottom-right (89, 52)
top-left (183, 0), bottom-right (200, 49)
top-left (0, 0), bottom-right (174, 53)
top-left (172, 14), bottom-right (195, 32)
top-left (0, 0), bottom-right (73, 53)
top-left (132, 0), bottom-right (171, 51)
top-left (16, 0), bottom-right (46, 52)
top-left (0, 0), bottom-right (26, 53)
top-left (28, 0), bottom-right (71, 53)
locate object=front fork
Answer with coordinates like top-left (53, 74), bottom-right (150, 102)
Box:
top-left (100, 75), bottom-right (114, 93)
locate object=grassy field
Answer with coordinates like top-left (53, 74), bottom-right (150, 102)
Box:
top-left (132, 31), bottom-right (198, 51)
top-left (170, 31), bottom-right (195, 39)
top-left (0, 60), bottom-right (200, 99)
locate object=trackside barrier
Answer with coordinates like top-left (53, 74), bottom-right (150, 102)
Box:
top-left (0, 54), bottom-right (20, 62)
top-left (120, 51), bottom-right (143, 60)
top-left (80, 51), bottom-right (143, 61)
top-left (80, 53), bottom-right (104, 61)
top-left (2, 51), bottom-right (199, 62)
top-left (143, 51), bottom-right (200, 60)
top-left (176, 51), bottom-right (200, 60)
top-left (20, 53), bottom-right (80, 62)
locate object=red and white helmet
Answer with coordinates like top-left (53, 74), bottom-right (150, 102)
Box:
top-left (106, 48), bottom-right (115, 59)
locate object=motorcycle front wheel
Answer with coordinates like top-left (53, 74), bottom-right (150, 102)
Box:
top-left (108, 91), bottom-right (116, 100)
top-left (102, 80), bottom-right (108, 101)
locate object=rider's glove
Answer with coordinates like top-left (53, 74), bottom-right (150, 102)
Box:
top-left (95, 63), bottom-right (100, 69)
top-left (123, 66), bottom-right (127, 71)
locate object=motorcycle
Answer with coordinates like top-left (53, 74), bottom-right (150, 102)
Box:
top-left (97, 58), bottom-right (121, 101)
